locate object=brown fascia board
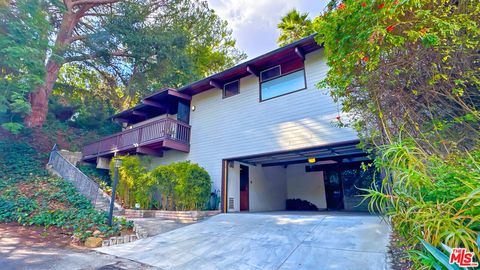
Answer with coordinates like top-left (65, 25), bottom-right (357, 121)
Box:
top-left (177, 34), bottom-right (321, 95)
top-left (110, 34), bottom-right (321, 119)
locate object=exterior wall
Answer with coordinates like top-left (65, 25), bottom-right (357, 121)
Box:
top-left (227, 161), bottom-right (240, 212)
top-left (286, 164), bottom-right (327, 209)
top-left (226, 161), bottom-right (286, 212)
top-left (248, 165), bottom-right (286, 212)
top-left (226, 162), bottom-right (328, 212)
top-left (150, 49), bottom-right (358, 192)
top-left (96, 157), bottom-right (111, 170)
top-left (128, 114), bottom-right (176, 129)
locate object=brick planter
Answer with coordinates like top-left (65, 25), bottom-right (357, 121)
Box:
top-left (123, 209), bottom-right (220, 222)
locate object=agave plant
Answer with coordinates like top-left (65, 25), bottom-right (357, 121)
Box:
top-left (412, 239), bottom-right (479, 270)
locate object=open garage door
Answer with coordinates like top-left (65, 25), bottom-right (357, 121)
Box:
top-left (223, 140), bottom-right (379, 213)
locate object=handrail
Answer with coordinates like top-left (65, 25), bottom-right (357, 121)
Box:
top-left (82, 118), bottom-right (191, 158)
top-left (48, 148), bottom-right (99, 204)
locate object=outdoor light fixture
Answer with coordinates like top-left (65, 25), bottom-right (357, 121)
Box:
top-left (308, 157), bottom-right (316, 163)
top-left (191, 105), bottom-right (196, 111)
top-left (114, 158), bottom-right (123, 168)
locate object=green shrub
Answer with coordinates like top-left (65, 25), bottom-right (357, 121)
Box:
top-left (170, 162), bottom-right (211, 211)
top-left (149, 165), bottom-right (176, 209)
top-left (112, 158), bottom-right (212, 211)
top-left (149, 161), bottom-right (211, 210)
top-left (109, 155), bottom-right (151, 208)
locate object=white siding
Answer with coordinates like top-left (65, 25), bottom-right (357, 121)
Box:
top-left (150, 49), bottom-right (358, 191)
top-left (227, 162), bottom-right (240, 212)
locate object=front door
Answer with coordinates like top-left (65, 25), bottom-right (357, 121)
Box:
top-left (240, 165), bottom-right (249, 211)
top-left (324, 169), bottom-right (344, 210)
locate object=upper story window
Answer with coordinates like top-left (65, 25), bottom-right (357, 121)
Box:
top-left (260, 65), bottom-right (281, 81)
top-left (260, 66), bottom-right (306, 101)
top-left (223, 80), bottom-right (240, 98)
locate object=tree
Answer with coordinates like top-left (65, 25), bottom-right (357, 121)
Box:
top-left (277, 9), bottom-right (314, 46)
top-left (312, 0), bottom-right (479, 154)
top-left (1, 0), bottom-right (244, 128)
top-left (0, 0), bottom-right (49, 133)
top-left (158, 0), bottom-right (246, 77)
top-left (49, 0), bottom-right (245, 120)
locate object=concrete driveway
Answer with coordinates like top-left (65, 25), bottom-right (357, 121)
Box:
top-left (97, 212), bottom-right (391, 270)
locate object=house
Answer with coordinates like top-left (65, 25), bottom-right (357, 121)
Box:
top-left (82, 35), bottom-right (376, 213)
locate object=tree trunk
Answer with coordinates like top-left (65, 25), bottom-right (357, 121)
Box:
top-left (25, 60), bottom-right (62, 127)
top-left (24, 11), bottom-right (77, 127)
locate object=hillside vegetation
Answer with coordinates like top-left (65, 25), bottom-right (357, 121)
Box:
top-left (0, 134), bottom-right (131, 244)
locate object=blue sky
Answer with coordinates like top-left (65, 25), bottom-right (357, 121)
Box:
top-left (207, 0), bottom-right (328, 59)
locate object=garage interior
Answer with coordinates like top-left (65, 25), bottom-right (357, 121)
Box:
top-left (225, 141), bottom-right (379, 213)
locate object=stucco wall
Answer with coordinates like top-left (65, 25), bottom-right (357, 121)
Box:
top-left (149, 49), bottom-right (358, 191)
top-left (226, 162), bottom-right (328, 212)
top-left (286, 164), bottom-right (327, 210)
top-left (248, 165), bottom-right (286, 212)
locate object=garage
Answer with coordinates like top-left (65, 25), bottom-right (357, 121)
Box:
top-left (223, 141), bottom-right (379, 212)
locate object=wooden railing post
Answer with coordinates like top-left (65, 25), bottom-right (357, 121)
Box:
top-left (138, 125), bottom-right (143, 146)
top-left (166, 119), bottom-right (171, 139)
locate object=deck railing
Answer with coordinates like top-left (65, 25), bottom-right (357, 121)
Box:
top-left (48, 147), bottom-right (99, 204)
top-left (82, 118), bottom-right (191, 158)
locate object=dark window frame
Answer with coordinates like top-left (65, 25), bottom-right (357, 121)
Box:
top-left (223, 80), bottom-right (240, 99)
top-left (259, 68), bottom-right (307, 102)
top-left (260, 65), bottom-right (281, 82)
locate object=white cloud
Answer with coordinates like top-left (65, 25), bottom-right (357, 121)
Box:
top-left (207, 0), bottom-right (327, 58)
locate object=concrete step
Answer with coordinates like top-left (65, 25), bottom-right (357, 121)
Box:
top-left (94, 189), bottom-right (124, 214)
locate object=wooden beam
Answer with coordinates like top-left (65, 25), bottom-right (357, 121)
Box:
top-left (163, 139), bottom-right (190, 153)
top-left (142, 99), bottom-right (165, 109)
top-left (294, 46), bottom-right (305, 60)
top-left (132, 110), bottom-right (148, 117)
top-left (261, 153), bottom-right (367, 167)
top-left (113, 117), bottom-right (130, 123)
top-left (246, 65), bottom-right (259, 77)
top-left (166, 89), bottom-right (192, 101)
top-left (136, 147), bottom-right (163, 157)
top-left (221, 159), bottom-right (228, 213)
top-left (209, 79), bottom-right (223, 89)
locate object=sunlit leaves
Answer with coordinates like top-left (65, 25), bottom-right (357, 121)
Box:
top-left (0, 0), bottom-right (50, 133)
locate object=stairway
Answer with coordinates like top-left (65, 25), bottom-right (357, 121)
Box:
top-left (95, 188), bottom-right (124, 214)
top-left (47, 146), bottom-right (124, 214)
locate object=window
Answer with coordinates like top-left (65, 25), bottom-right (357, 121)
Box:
top-left (260, 65), bottom-right (281, 81)
top-left (223, 80), bottom-right (239, 98)
top-left (260, 69), bottom-right (306, 101)
top-left (177, 100), bottom-right (190, 124)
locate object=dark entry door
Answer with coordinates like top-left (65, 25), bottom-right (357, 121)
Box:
top-left (324, 170), bottom-right (344, 210)
top-left (240, 165), bottom-right (249, 211)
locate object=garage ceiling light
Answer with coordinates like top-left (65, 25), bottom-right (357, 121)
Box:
top-left (308, 157), bottom-right (316, 163)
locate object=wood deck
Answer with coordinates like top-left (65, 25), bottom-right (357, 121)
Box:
top-left (82, 118), bottom-right (190, 161)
